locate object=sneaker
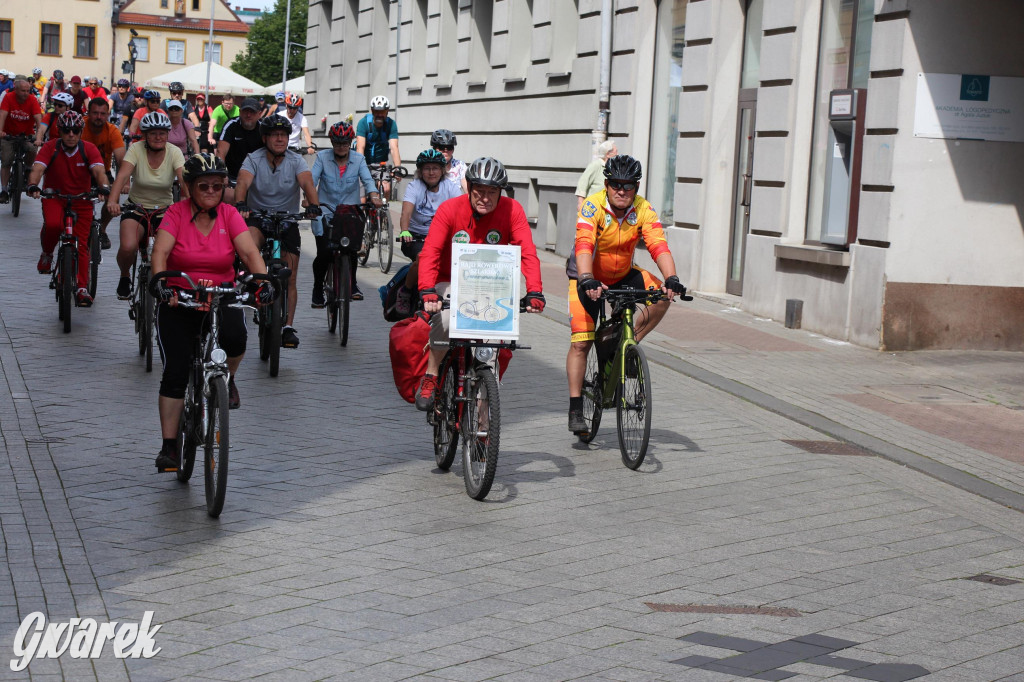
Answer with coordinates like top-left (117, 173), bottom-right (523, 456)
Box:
top-left (75, 288), bottom-right (93, 307)
top-left (415, 374), bottom-right (438, 412)
top-left (99, 232), bottom-right (112, 250)
top-left (351, 286), bottom-right (364, 301)
top-left (568, 408), bottom-right (588, 434)
top-left (0, 190), bottom-right (9, 204)
top-left (37, 252), bottom-right (53, 274)
top-left (281, 326), bottom-right (300, 348)
top-left (228, 377), bottom-right (240, 410)
top-left (155, 446), bottom-right (179, 472)
top-left (116, 276), bottom-right (132, 300)
top-left (311, 288), bottom-right (325, 308)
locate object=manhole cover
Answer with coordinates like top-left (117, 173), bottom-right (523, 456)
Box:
top-left (863, 384), bottom-right (984, 405)
top-left (783, 440), bottom-right (873, 456)
top-left (963, 573), bottom-right (1022, 586)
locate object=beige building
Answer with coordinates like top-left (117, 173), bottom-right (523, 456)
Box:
top-left (0, 1), bottom-right (114, 82)
top-left (114, 0), bottom-right (250, 85)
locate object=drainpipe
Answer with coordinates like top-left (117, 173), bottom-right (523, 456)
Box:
top-left (111, 5), bottom-right (119, 86)
top-left (393, 0), bottom-right (401, 123)
top-left (592, 0), bottom-right (613, 158)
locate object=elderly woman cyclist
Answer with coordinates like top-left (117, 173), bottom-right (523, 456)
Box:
top-left (148, 153), bottom-right (271, 472)
top-left (398, 148), bottom-right (461, 289)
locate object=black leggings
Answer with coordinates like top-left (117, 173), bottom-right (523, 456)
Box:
top-left (312, 235), bottom-right (358, 291)
top-left (156, 304), bottom-right (247, 399)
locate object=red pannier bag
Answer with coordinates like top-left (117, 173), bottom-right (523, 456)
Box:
top-left (388, 312), bottom-right (515, 403)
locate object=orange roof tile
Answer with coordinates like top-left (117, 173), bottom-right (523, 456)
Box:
top-left (117, 12), bottom-right (250, 34)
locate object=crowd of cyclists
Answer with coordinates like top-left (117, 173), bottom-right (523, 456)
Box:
top-left (1, 66), bottom-right (688, 472)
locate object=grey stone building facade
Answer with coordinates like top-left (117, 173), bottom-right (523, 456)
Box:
top-left (304, 0), bottom-right (1024, 350)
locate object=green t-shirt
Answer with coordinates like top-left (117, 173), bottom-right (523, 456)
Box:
top-left (576, 159), bottom-right (606, 198)
top-left (211, 105), bottom-right (240, 135)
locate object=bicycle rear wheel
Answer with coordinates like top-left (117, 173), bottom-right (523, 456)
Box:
top-left (88, 222), bottom-right (100, 299)
top-left (10, 157), bottom-right (22, 217)
top-left (203, 375), bottom-right (230, 517)
top-left (357, 214), bottom-right (372, 266)
top-left (325, 259), bottom-right (338, 333)
top-left (617, 344), bottom-right (652, 470)
top-left (176, 369), bottom-right (199, 483)
top-left (59, 246), bottom-right (73, 333)
top-left (267, 293), bottom-right (283, 377)
top-left (339, 254), bottom-right (351, 347)
top-left (433, 353), bottom-right (459, 470)
top-left (579, 343), bottom-right (604, 443)
top-left (377, 209), bottom-right (393, 273)
top-left (462, 368), bottom-right (500, 500)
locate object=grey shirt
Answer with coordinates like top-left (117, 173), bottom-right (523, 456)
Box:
top-left (240, 148), bottom-right (310, 213)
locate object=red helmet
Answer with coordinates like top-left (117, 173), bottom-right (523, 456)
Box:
top-left (328, 121), bottom-right (355, 143)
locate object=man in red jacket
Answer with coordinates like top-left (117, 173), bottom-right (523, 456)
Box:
top-left (416, 156), bottom-right (545, 411)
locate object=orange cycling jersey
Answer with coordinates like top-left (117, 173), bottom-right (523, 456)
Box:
top-left (575, 190), bottom-right (670, 283)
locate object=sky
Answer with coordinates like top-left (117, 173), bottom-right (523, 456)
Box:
top-left (235, 0), bottom-right (276, 11)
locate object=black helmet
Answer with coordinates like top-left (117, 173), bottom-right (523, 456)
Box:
top-left (259, 114), bottom-right (291, 135)
top-left (169, 81), bottom-right (184, 93)
top-left (466, 157), bottom-right (507, 189)
top-left (430, 129), bottom-right (457, 147)
top-left (183, 153), bottom-right (228, 183)
top-left (53, 69), bottom-right (65, 80)
top-left (416, 149), bottom-right (446, 168)
top-left (116, 78), bottom-right (130, 88)
top-left (603, 155), bottom-right (642, 182)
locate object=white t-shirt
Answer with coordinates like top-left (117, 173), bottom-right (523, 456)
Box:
top-left (402, 177), bottom-right (462, 236)
top-left (285, 110), bottom-right (307, 148)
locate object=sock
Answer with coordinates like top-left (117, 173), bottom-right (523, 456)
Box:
top-left (569, 396), bottom-right (583, 411)
top-left (162, 438), bottom-right (176, 453)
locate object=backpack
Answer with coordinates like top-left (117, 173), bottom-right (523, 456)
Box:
top-left (389, 311), bottom-right (432, 403)
top-left (378, 263), bottom-right (416, 322)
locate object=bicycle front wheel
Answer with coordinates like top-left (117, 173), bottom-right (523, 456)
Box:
top-left (88, 222), bottom-right (100, 299)
top-left (462, 368), bottom-right (500, 500)
top-left (617, 344), bottom-right (652, 470)
top-left (267, 294), bottom-right (283, 377)
top-left (176, 370), bottom-right (199, 483)
top-left (59, 246), bottom-right (74, 333)
top-left (339, 254), bottom-right (351, 347)
top-left (203, 375), bottom-right (230, 517)
top-left (579, 342), bottom-right (604, 443)
top-left (358, 214), bottom-right (372, 266)
top-left (377, 209), bottom-right (393, 273)
top-left (10, 158), bottom-right (22, 217)
top-left (325, 259), bottom-right (338, 333)
top-left (433, 353), bottom-right (459, 470)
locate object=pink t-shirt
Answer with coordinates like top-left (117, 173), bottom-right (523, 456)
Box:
top-left (161, 200), bottom-right (248, 290)
top-left (168, 119), bottom-right (194, 155)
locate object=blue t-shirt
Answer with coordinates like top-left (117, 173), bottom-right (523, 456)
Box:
top-left (402, 177), bottom-right (462, 236)
top-left (356, 114), bottom-right (398, 164)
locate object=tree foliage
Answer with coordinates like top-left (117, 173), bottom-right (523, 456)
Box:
top-left (231, 0), bottom-right (308, 87)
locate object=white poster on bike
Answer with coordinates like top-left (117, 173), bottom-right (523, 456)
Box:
top-left (449, 244), bottom-right (521, 340)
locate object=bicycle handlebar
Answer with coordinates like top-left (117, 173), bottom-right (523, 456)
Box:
top-left (150, 270), bottom-right (274, 306)
top-left (602, 286), bottom-right (693, 303)
top-left (40, 189), bottom-right (103, 202)
top-left (120, 202), bottom-right (168, 215)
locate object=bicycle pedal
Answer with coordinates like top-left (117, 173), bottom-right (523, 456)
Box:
top-left (128, 307), bottom-right (136, 320)
top-left (156, 465), bottom-right (178, 473)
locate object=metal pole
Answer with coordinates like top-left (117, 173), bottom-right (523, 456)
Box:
top-left (282, 0), bottom-right (292, 92)
top-left (593, 0), bottom-right (613, 157)
top-left (393, 0), bottom-right (400, 123)
top-left (205, 0), bottom-right (215, 98)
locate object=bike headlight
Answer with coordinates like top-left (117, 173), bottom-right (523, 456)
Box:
top-left (474, 346), bottom-right (495, 364)
top-left (341, 236), bottom-right (350, 247)
top-left (210, 348), bottom-right (227, 365)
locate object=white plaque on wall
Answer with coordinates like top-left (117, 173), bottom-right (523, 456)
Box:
top-left (914, 73), bottom-right (1024, 142)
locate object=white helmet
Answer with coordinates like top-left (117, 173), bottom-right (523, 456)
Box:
top-left (139, 111), bottom-right (172, 131)
top-left (51, 92), bottom-right (75, 107)
top-left (369, 95), bottom-right (390, 111)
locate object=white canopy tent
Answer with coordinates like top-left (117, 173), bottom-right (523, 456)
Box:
top-left (265, 76), bottom-right (306, 98)
top-left (145, 62), bottom-right (265, 98)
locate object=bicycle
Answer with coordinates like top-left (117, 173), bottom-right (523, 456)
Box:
top-left (6, 134), bottom-right (35, 217)
top-left (458, 295), bottom-right (502, 324)
top-left (360, 163), bottom-right (408, 274)
top-left (578, 286), bottom-right (691, 469)
top-left (40, 188), bottom-right (104, 333)
top-left (429, 299), bottom-right (530, 500)
top-left (122, 203), bottom-right (168, 372)
top-left (320, 202), bottom-right (366, 347)
top-left (248, 209), bottom-right (304, 377)
top-left (150, 270), bottom-right (271, 517)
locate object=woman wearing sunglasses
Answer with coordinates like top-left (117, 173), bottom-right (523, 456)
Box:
top-left (148, 153), bottom-right (269, 471)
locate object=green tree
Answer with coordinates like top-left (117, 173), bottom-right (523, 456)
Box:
top-left (231, 0), bottom-right (308, 87)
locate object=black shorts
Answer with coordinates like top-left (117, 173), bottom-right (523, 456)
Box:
top-left (120, 208), bottom-right (165, 231)
top-left (247, 216), bottom-right (301, 256)
top-left (400, 235), bottom-right (426, 261)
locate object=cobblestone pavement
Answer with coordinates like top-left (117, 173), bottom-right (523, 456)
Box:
top-left (1, 200), bottom-right (1023, 681)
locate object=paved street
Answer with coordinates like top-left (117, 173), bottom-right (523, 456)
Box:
top-left (1, 198), bottom-right (1023, 681)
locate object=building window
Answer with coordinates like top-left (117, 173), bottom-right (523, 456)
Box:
top-left (805, 0), bottom-right (874, 242)
top-left (468, 0), bottom-right (492, 81)
top-left (547, 0), bottom-right (578, 74)
top-left (75, 25), bottom-right (96, 58)
top-left (40, 22), bottom-right (61, 56)
top-left (167, 39), bottom-right (185, 64)
top-left (203, 41), bottom-right (222, 63)
top-left (647, 0), bottom-right (687, 225)
top-left (0, 19), bottom-right (11, 53)
top-left (133, 36), bottom-right (150, 61)
top-left (192, 0), bottom-right (200, 10)
top-left (160, 0), bottom-right (168, 7)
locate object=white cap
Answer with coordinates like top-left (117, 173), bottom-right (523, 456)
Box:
top-left (166, 99), bottom-right (184, 109)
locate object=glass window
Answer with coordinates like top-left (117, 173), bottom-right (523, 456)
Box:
top-left (160, 0), bottom-right (168, 7)
top-left (739, 0), bottom-right (764, 89)
top-left (76, 25), bottom-right (95, 58)
top-left (192, 0), bottom-right (200, 10)
top-left (203, 41), bottom-right (222, 63)
top-left (0, 20), bottom-right (11, 53)
top-left (168, 39), bottom-right (185, 64)
top-left (40, 23), bottom-right (61, 56)
top-left (647, 0), bottom-right (687, 225)
top-left (134, 36), bottom-right (149, 61)
top-left (805, 0), bottom-right (873, 242)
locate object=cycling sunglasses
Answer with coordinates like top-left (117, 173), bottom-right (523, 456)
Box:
top-left (433, 145), bottom-right (454, 152)
top-left (607, 180), bottom-right (637, 192)
top-left (59, 126), bottom-right (83, 134)
top-left (196, 181), bottom-right (226, 193)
